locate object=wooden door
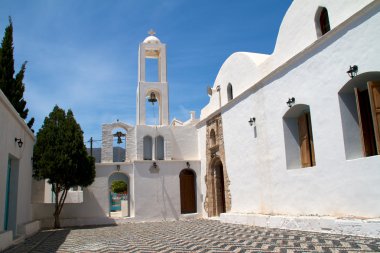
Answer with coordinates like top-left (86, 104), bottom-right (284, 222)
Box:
top-left (368, 81), bottom-right (380, 154)
top-left (355, 88), bottom-right (377, 156)
top-left (214, 165), bottom-right (226, 216)
top-left (298, 113), bottom-right (315, 167)
top-left (180, 170), bottom-right (196, 214)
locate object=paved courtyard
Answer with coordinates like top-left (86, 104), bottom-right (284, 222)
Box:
top-left (4, 220), bottom-right (380, 253)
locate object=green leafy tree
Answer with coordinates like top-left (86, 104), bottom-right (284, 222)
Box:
top-left (0, 17), bottom-right (34, 130)
top-left (111, 180), bottom-right (128, 193)
top-left (33, 105), bottom-right (95, 228)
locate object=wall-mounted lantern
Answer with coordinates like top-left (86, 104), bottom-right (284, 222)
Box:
top-left (153, 161), bottom-right (157, 168)
top-left (347, 65), bottom-right (358, 79)
top-left (186, 161), bottom-right (190, 169)
top-left (116, 165), bottom-right (120, 171)
top-left (15, 138), bottom-right (23, 148)
top-left (248, 117), bottom-right (256, 127)
top-left (287, 97), bottom-right (295, 107)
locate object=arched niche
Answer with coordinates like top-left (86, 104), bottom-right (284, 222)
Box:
top-left (155, 135), bottom-right (164, 160)
top-left (283, 104), bottom-right (316, 169)
top-left (338, 72), bottom-right (380, 159)
top-left (143, 135), bottom-right (153, 160)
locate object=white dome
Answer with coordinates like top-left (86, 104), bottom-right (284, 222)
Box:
top-left (143, 35), bottom-right (160, 44)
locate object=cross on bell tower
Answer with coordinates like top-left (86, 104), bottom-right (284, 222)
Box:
top-left (136, 30), bottom-right (169, 125)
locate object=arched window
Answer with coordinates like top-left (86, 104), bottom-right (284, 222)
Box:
top-left (315, 7), bottom-right (330, 37)
top-left (210, 129), bottom-right (216, 147)
top-left (143, 135), bottom-right (153, 160)
top-left (155, 135), bottom-right (164, 160)
top-left (338, 73), bottom-right (380, 159)
top-left (283, 104), bottom-right (316, 169)
top-left (227, 83), bottom-right (233, 101)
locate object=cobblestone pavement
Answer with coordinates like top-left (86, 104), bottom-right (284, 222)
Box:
top-left (4, 219), bottom-right (380, 253)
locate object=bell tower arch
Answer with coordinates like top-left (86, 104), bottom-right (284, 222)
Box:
top-left (137, 30), bottom-right (169, 125)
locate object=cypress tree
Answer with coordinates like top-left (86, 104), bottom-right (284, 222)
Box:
top-left (33, 106), bottom-right (96, 228)
top-left (0, 17), bottom-right (34, 130)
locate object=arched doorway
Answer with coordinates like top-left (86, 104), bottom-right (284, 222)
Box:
top-left (108, 172), bottom-right (129, 217)
top-left (180, 169), bottom-right (196, 214)
top-left (211, 158), bottom-right (226, 216)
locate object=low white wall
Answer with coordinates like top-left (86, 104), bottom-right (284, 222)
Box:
top-left (221, 213), bottom-right (380, 238)
top-left (33, 163), bottom-right (134, 227)
top-left (33, 160), bottom-right (202, 227)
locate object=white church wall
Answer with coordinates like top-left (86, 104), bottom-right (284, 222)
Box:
top-left (133, 160), bottom-right (201, 221)
top-left (135, 125), bottom-right (199, 161)
top-left (218, 2), bottom-right (380, 220)
top-left (201, 0), bottom-right (377, 121)
top-left (197, 126), bottom-right (208, 217)
top-left (0, 90), bottom-right (36, 244)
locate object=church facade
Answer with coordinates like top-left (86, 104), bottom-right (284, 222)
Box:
top-left (28, 0), bottom-right (380, 238)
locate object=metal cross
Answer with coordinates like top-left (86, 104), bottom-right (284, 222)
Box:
top-left (148, 29), bottom-right (156, 36)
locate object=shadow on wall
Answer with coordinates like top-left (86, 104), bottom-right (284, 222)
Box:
top-left (32, 188), bottom-right (117, 228)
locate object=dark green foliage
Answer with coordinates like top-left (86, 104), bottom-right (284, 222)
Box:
top-left (33, 105), bottom-right (95, 228)
top-left (0, 17), bottom-right (34, 130)
top-left (111, 180), bottom-right (128, 193)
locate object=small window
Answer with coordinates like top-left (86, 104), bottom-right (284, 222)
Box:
top-left (315, 7), bottom-right (331, 37)
top-left (227, 83), bottom-right (233, 101)
top-left (143, 135), bottom-right (153, 160)
top-left (210, 129), bottom-right (216, 147)
top-left (283, 104), bottom-right (316, 169)
top-left (156, 135), bottom-right (164, 160)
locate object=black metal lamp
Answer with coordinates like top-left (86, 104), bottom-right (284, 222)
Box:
top-left (287, 97), bottom-right (295, 107)
top-left (15, 138), bottom-right (23, 148)
top-left (186, 161), bottom-right (190, 168)
top-left (248, 117), bottom-right (256, 127)
top-left (347, 65), bottom-right (358, 78)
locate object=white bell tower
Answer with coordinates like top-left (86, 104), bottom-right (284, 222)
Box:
top-left (137, 30), bottom-right (169, 126)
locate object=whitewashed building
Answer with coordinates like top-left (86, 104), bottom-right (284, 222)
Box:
top-left (31, 0), bottom-right (380, 238)
top-left (197, 0), bottom-right (380, 237)
top-left (0, 91), bottom-right (40, 250)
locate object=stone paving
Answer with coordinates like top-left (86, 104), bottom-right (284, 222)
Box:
top-left (4, 219), bottom-right (380, 253)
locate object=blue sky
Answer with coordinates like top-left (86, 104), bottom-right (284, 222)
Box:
top-left (0, 0), bottom-right (292, 147)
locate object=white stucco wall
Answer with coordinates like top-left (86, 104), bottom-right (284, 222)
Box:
top-left (133, 160), bottom-right (201, 221)
top-left (198, 0), bottom-right (380, 220)
top-left (201, 0), bottom-right (377, 120)
top-left (0, 90), bottom-right (35, 236)
top-left (135, 124), bottom-right (199, 161)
